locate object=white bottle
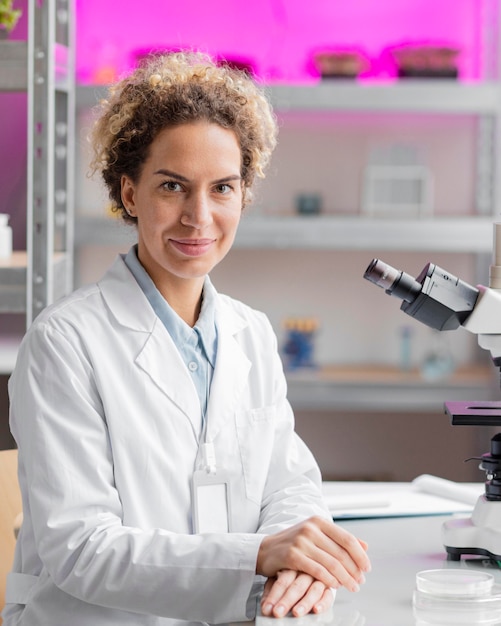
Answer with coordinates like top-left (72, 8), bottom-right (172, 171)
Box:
top-left (0, 214), bottom-right (13, 259)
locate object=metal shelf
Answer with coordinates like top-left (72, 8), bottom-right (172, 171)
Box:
top-left (77, 82), bottom-right (501, 116)
top-left (0, 41), bottom-right (28, 91)
top-left (0, 1), bottom-right (76, 326)
top-left (235, 215), bottom-right (495, 252)
top-left (76, 84), bottom-right (107, 108)
top-left (75, 215), bottom-right (495, 253)
top-left (286, 364), bottom-right (496, 412)
top-left (0, 336), bottom-right (22, 375)
top-left (0, 41), bottom-right (71, 92)
top-left (0, 251), bottom-right (69, 313)
top-left (268, 82), bottom-right (501, 115)
top-left (75, 80), bottom-right (501, 257)
top-left (75, 216), bottom-right (136, 247)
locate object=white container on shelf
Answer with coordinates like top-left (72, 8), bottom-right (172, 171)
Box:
top-left (0, 213), bottom-right (13, 259)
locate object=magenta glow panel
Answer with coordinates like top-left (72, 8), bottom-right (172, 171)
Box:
top-left (75, 1), bottom-right (492, 83)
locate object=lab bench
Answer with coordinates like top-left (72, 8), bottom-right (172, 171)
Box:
top-left (253, 513), bottom-right (501, 626)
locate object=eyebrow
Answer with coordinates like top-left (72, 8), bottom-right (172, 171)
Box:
top-left (153, 169), bottom-right (242, 184)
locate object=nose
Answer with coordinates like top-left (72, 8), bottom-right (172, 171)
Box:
top-left (180, 191), bottom-right (213, 229)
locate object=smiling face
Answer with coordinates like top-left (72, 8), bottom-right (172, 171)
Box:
top-left (121, 121), bottom-right (243, 304)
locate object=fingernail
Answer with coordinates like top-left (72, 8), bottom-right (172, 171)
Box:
top-left (275, 605), bottom-right (286, 617)
top-left (294, 605), bottom-right (305, 616)
top-left (351, 583), bottom-right (360, 593)
top-left (358, 573), bottom-right (366, 584)
top-left (262, 603), bottom-right (273, 616)
top-left (314, 603), bottom-right (323, 613)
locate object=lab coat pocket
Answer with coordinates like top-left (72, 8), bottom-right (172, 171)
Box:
top-left (235, 406), bottom-right (276, 504)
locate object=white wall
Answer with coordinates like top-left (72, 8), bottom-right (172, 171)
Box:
top-left (254, 111), bottom-right (476, 217)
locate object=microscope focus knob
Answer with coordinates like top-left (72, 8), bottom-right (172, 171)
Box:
top-left (491, 433), bottom-right (501, 457)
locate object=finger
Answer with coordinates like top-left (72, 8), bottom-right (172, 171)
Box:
top-left (273, 547), bottom-right (340, 590)
top-left (309, 522), bottom-right (371, 587)
top-left (289, 579), bottom-right (327, 617)
top-left (292, 526), bottom-right (367, 592)
top-left (261, 576), bottom-right (276, 607)
top-left (313, 587), bottom-right (336, 614)
top-left (319, 520), bottom-right (372, 573)
top-left (289, 517), bottom-right (371, 584)
top-left (271, 572), bottom-right (315, 618)
top-left (270, 545), bottom-right (348, 591)
top-left (305, 544), bottom-right (362, 592)
top-left (358, 538), bottom-right (369, 550)
top-left (261, 570), bottom-right (298, 616)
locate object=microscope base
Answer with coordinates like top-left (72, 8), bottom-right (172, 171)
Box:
top-left (443, 496), bottom-right (501, 562)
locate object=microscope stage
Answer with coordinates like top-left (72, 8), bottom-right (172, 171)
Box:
top-left (445, 401), bottom-right (501, 426)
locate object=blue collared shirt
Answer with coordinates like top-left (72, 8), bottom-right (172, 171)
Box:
top-left (124, 246), bottom-right (217, 430)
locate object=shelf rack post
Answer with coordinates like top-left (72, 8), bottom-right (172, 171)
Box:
top-left (27, 0), bottom-right (75, 327)
top-left (476, 0), bottom-right (501, 218)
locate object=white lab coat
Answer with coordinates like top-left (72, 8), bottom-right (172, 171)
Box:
top-left (3, 255), bottom-right (329, 626)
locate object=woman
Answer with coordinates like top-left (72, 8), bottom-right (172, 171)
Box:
top-left (3, 51), bottom-right (370, 626)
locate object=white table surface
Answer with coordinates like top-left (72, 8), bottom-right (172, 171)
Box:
top-left (256, 513), bottom-right (501, 626)
top-left (336, 514), bottom-right (496, 625)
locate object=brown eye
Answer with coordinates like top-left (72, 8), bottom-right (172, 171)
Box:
top-left (163, 181), bottom-right (182, 192)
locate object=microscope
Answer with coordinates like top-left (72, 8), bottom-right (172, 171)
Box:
top-left (363, 222), bottom-right (501, 562)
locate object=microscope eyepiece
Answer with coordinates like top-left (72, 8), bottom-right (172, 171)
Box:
top-left (364, 259), bottom-right (422, 303)
top-left (363, 258), bottom-right (479, 331)
top-left (363, 259), bottom-right (398, 290)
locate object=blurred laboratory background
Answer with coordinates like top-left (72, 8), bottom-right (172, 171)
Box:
top-left (1, 0), bottom-right (500, 481)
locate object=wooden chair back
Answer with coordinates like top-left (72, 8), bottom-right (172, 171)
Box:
top-left (0, 449), bottom-right (21, 623)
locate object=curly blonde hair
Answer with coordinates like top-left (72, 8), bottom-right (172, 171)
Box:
top-left (90, 50), bottom-right (278, 222)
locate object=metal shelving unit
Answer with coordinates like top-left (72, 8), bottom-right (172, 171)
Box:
top-left (75, 213), bottom-right (496, 253)
top-left (0, 0), bottom-right (75, 327)
top-left (267, 82), bottom-right (501, 115)
top-left (235, 215), bottom-right (495, 252)
top-left (77, 81), bottom-right (501, 115)
top-left (286, 364), bottom-right (495, 413)
top-left (75, 79), bottom-right (501, 253)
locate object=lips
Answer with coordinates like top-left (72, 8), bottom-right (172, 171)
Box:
top-left (169, 238), bottom-right (215, 257)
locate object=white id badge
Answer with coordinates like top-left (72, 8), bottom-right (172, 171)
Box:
top-left (192, 469), bottom-right (232, 534)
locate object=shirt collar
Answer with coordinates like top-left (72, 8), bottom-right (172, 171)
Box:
top-left (124, 245), bottom-right (217, 367)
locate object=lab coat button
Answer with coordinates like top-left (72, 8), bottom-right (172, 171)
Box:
top-left (188, 361), bottom-right (198, 371)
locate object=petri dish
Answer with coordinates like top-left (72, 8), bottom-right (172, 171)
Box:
top-left (416, 569), bottom-right (494, 598)
top-left (413, 570), bottom-right (501, 624)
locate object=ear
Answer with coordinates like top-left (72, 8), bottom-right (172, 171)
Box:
top-left (121, 175), bottom-right (137, 217)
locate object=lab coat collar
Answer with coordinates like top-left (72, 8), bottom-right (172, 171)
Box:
top-left (98, 254), bottom-right (157, 332)
top-left (97, 256), bottom-right (252, 440)
top-left (98, 256), bottom-right (201, 433)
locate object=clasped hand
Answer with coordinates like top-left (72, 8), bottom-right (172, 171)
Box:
top-left (256, 516), bottom-right (370, 618)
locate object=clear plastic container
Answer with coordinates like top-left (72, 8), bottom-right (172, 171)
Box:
top-left (416, 569), bottom-right (494, 597)
top-left (413, 569), bottom-right (501, 625)
top-left (0, 213), bottom-right (13, 259)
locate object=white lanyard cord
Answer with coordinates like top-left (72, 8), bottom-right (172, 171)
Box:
top-left (201, 363), bottom-right (216, 474)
